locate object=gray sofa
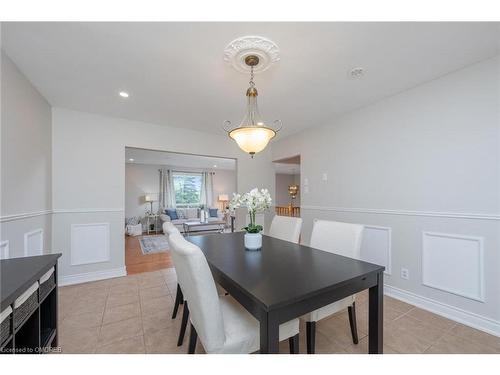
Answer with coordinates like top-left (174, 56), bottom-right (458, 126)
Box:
top-left (160, 207), bottom-right (225, 233)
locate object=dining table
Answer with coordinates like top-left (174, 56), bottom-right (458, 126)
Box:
top-left (187, 231), bottom-right (385, 354)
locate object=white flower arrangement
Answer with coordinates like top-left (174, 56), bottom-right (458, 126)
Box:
top-left (229, 188), bottom-right (272, 233)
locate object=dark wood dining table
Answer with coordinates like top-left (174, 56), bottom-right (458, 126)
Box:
top-left (187, 232), bottom-right (385, 354)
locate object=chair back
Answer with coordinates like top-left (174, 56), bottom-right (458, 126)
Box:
top-left (168, 233), bottom-right (225, 352)
top-left (310, 220), bottom-right (364, 259)
top-left (164, 222), bottom-right (180, 235)
top-left (269, 215), bottom-right (303, 243)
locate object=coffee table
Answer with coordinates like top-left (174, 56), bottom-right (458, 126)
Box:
top-left (183, 220), bottom-right (226, 236)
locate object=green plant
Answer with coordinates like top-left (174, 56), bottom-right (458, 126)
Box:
top-left (229, 188), bottom-right (271, 234)
top-left (242, 224), bottom-right (263, 234)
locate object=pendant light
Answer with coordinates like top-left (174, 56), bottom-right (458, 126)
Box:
top-left (223, 55), bottom-right (282, 158)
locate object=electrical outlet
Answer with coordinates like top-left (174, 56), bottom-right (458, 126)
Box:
top-left (304, 186), bottom-right (309, 194)
top-left (322, 172), bottom-right (328, 181)
top-left (400, 267), bottom-right (410, 280)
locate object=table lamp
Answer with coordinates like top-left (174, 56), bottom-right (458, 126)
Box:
top-left (218, 194), bottom-right (229, 210)
top-left (144, 194), bottom-right (155, 213)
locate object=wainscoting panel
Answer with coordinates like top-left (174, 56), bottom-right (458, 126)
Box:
top-left (24, 229), bottom-right (43, 257)
top-left (71, 223), bottom-right (110, 265)
top-left (0, 240), bottom-right (9, 259)
top-left (422, 231), bottom-right (484, 302)
top-left (360, 225), bottom-right (392, 275)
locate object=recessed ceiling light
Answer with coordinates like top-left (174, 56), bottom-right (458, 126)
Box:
top-left (213, 164), bottom-right (217, 168)
top-left (129, 158), bottom-right (134, 162)
top-left (119, 91), bottom-right (130, 98)
top-left (350, 68), bottom-right (364, 78)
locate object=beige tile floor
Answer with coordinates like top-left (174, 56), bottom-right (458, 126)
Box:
top-left (58, 268), bottom-right (500, 354)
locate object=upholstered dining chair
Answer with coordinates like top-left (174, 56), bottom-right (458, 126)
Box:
top-left (163, 221), bottom-right (180, 236)
top-left (168, 233), bottom-right (301, 354)
top-left (163, 221), bottom-right (190, 346)
top-left (304, 219), bottom-right (364, 354)
top-left (165, 221), bottom-right (183, 318)
top-left (164, 222), bottom-right (182, 315)
top-left (268, 215), bottom-right (303, 244)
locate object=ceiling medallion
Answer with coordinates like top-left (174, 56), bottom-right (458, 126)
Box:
top-left (223, 46), bottom-right (282, 158)
top-left (223, 35), bottom-right (280, 73)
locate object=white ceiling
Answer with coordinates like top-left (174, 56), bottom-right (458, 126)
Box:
top-left (125, 148), bottom-right (236, 170)
top-left (2, 22), bottom-right (499, 138)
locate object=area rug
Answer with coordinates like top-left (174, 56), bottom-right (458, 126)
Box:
top-left (139, 235), bottom-right (170, 254)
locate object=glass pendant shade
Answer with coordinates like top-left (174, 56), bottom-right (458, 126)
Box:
top-left (229, 91), bottom-right (276, 155)
top-left (224, 57), bottom-right (281, 157)
top-left (229, 126), bottom-right (276, 154)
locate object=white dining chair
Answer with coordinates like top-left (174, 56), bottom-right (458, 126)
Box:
top-left (268, 215), bottom-right (303, 244)
top-left (164, 220), bottom-right (188, 346)
top-left (304, 219), bottom-right (364, 354)
top-left (168, 233), bottom-right (301, 354)
top-left (163, 221), bottom-right (180, 235)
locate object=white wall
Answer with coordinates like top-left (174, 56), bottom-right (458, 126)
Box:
top-left (275, 173), bottom-right (300, 206)
top-left (52, 107), bottom-right (274, 283)
top-left (212, 169), bottom-right (237, 208)
top-left (1, 51), bottom-right (52, 258)
top-left (272, 56), bottom-right (500, 335)
top-left (125, 163), bottom-right (160, 218)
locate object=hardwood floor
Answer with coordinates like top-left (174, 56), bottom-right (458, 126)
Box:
top-left (125, 234), bottom-right (174, 275)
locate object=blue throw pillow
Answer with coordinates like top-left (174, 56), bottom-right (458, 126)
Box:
top-left (165, 209), bottom-right (178, 220)
top-left (209, 208), bottom-right (218, 218)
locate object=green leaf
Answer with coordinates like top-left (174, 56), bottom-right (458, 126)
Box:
top-left (243, 223), bottom-right (263, 234)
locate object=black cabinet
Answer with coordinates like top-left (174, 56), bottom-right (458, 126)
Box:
top-left (0, 254), bottom-right (61, 354)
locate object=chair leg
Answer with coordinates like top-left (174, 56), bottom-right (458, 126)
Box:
top-left (177, 301), bottom-right (189, 346)
top-left (172, 284), bottom-right (182, 319)
top-left (188, 323), bottom-right (198, 354)
top-left (306, 321), bottom-right (316, 354)
top-left (288, 333), bottom-right (299, 354)
top-left (348, 302), bottom-right (359, 344)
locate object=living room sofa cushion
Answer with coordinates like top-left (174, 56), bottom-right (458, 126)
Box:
top-left (165, 209), bottom-right (178, 220)
top-left (185, 208), bottom-right (198, 219)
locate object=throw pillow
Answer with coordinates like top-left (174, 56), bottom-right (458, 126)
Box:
top-left (186, 208), bottom-right (198, 219)
top-left (177, 209), bottom-right (186, 219)
top-left (165, 209), bottom-right (178, 220)
top-left (209, 208), bottom-right (218, 218)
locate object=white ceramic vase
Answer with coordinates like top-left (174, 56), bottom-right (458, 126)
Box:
top-left (244, 232), bottom-right (262, 250)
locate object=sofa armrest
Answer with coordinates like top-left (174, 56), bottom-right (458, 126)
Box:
top-left (159, 214), bottom-right (171, 223)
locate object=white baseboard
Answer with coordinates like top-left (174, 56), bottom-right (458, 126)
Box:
top-left (59, 267), bottom-right (126, 286)
top-left (384, 284), bottom-right (500, 337)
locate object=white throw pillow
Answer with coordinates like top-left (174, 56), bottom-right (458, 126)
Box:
top-left (186, 208), bottom-right (198, 219)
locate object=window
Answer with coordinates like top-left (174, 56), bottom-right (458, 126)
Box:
top-left (173, 172), bottom-right (203, 207)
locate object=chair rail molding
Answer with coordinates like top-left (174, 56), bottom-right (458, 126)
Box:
top-left (300, 205), bottom-right (500, 220)
top-left (0, 210), bottom-right (52, 223)
top-left (0, 208), bottom-right (124, 222)
top-left (53, 208), bottom-right (124, 214)
top-left (422, 231), bottom-right (485, 302)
